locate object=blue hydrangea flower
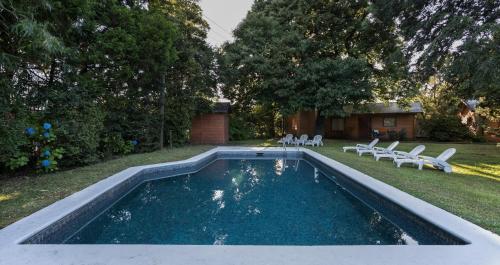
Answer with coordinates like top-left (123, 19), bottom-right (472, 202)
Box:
top-left (25, 127), bottom-right (36, 136)
top-left (41, 160), bottom-right (51, 168)
top-left (43, 132), bottom-right (50, 138)
top-left (43, 122), bottom-right (52, 130)
top-left (131, 140), bottom-right (138, 146)
top-left (43, 150), bottom-right (51, 157)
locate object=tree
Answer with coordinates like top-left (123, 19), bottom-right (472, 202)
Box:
top-left (219, 0), bottom-right (410, 134)
top-left (375, 0), bottom-right (500, 112)
top-left (0, 0), bottom-right (216, 172)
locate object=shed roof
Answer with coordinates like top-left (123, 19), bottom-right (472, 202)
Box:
top-left (212, 102), bottom-right (231, 113)
top-left (352, 102), bottom-right (423, 114)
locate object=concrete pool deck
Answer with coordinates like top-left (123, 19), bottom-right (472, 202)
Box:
top-left (0, 146), bottom-right (499, 265)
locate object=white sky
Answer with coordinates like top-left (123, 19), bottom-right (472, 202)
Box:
top-left (199, 0), bottom-right (254, 47)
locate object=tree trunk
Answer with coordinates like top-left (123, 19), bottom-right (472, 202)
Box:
top-left (315, 109), bottom-right (325, 136)
top-left (159, 73), bottom-right (166, 149)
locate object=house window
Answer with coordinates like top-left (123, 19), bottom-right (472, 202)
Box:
top-left (332, 118), bottom-right (344, 131)
top-left (383, 117), bottom-right (396, 127)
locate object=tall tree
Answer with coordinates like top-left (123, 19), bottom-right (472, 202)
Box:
top-left (0, 0), bottom-right (216, 172)
top-left (220, 0), bottom-right (410, 134)
top-left (375, 0), bottom-right (500, 112)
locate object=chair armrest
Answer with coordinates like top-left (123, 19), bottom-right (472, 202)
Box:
top-left (419, 155), bottom-right (433, 160)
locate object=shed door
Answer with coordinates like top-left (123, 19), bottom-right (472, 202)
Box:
top-left (358, 116), bottom-right (372, 139)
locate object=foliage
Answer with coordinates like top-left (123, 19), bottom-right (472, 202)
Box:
top-left (100, 133), bottom-right (134, 158)
top-left (387, 130), bottom-right (398, 141)
top-left (398, 128), bottom-right (408, 141)
top-left (219, 0), bottom-right (412, 134)
top-left (421, 115), bottom-right (472, 142)
top-left (5, 121), bottom-right (65, 172)
top-left (376, 0), bottom-right (500, 112)
top-left (386, 128), bottom-right (408, 141)
top-left (229, 115), bottom-right (256, 141)
top-left (0, 0), bottom-right (216, 173)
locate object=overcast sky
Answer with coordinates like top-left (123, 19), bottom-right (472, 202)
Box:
top-left (199, 0), bottom-right (254, 47)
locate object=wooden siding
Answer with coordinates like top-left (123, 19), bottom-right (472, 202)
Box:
top-left (190, 113), bottom-right (229, 144)
top-left (287, 111), bottom-right (418, 140)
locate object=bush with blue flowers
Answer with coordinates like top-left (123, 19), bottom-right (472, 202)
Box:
top-left (11, 121), bottom-right (65, 172)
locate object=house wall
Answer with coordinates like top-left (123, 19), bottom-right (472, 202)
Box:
top-left (370, 114), bottom-right (416, 140)
top-left (190, 113), bottom-right (229, 144)
top-left (285, 111), bottom-right (316, 136)
top-left (344, 116), bottom-right (359, 139)
top-left (287, 111), bottom-right (418, 140)
top-left (323, 113), bottom-right (419, 140)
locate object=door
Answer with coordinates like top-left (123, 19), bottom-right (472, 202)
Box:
top-left (358, 116), bottom-right (372, 139)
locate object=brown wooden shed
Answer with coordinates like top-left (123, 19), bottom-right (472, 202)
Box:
top-left (285, 102), bottom-right (423, 140)
top-left (190, 102), bottom-right (230, 144)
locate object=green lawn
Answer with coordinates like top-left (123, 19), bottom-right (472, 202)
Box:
top-left (1, 140), bottom-right (499, 236)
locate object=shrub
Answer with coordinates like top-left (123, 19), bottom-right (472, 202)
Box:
top-left (56, 105), bottom-right (105, 167)
top-left (398, 128), bottom-right (408, 141)
top-left (3, 121), bottom-right (65, 172)
top-left (0, 113), bottom-right (30, 171)
top-left (421, 115), bottom-right (471, 141)
top-left (229, 115), bottom-right (255, 141)
top-left (100, 133), bottom-right (134, 158)
top-left (387, 130), bottom-right (398, 141)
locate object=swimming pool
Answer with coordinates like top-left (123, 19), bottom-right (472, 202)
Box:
top-left (64, 158), bottom-right (461, 245)
top-left (0, 147), bottom-right (498, 265)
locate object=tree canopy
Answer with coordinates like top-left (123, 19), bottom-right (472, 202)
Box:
top-left (219, 0), bottom-right (499, 137)
top-left (376, 0), bottom-right (500, 112)
top-left (219, 0), bottom-right (411, 134)
top-left (0, 0), bottom-right (217, 171)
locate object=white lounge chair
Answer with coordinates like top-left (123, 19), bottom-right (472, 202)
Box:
top-left (343, 138), bottom-right (379, 153)
top-left (419, 148), bottom-right (456, 173)
top-left (278, 134), bottom-right (294, 145)
top-left (393, 145), bottom-right (426, 169)
top-left (295, 134), bottom-right (308, 146)
top-left (375, 144), bottom-right (425, 161)
top-left (305, 135), bottom-right (323, 147)
top-left (358, 141), bottom-right (399, 156)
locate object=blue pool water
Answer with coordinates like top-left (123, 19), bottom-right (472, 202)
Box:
top-left (65, 159), bottom-right (455, 245)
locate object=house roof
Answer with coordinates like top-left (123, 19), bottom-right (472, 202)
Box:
top-left (213, 102), bottom-right (231, 113)
top-left (463, 99), bottom-right (479, 111)
top-left (352, 102), bottom-right (423, 114)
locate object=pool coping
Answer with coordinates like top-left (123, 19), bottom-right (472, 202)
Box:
top-left (0, 146), bottom-right (499, 265)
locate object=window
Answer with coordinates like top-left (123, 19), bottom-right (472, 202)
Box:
top-left (383, 117), bottom-right (396, 127)
top-left (332, 118), bottom-right (344, 131)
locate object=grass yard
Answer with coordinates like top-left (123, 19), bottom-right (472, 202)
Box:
top-left (0, 145), bottom-right (213, 229)
top-left (0, 140), bottom-right (499, 236)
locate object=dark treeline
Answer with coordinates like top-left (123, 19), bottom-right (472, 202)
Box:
top-left (219, 0), bottom-right (499, 139)
top-left (1, 0), bottom-right (217, 172)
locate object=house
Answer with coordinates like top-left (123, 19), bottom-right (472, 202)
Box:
top-left (285, 102), bottom-right (423, 140)
top-left (458, 100), bottom-right (500, 142)
top-left (190, 102), bottom-right (230, 144)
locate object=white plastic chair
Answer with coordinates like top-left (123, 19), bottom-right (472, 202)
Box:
top-left (295, 134), bottom-right (308, 146)
top-left (277, 134), bottom-right (294, 145)
top-left (343, 138), bottom-right (379, 152)
top-left (305, 135), bottom-right (323, 147)
top-left (419, 148), bottom-right (456, 173)
top-left (375, 144), bottom-right (425, 161)
top-left (358, 141), bottom-right (399, 156)
top-left (393, 145), bottom-right (427, 169)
